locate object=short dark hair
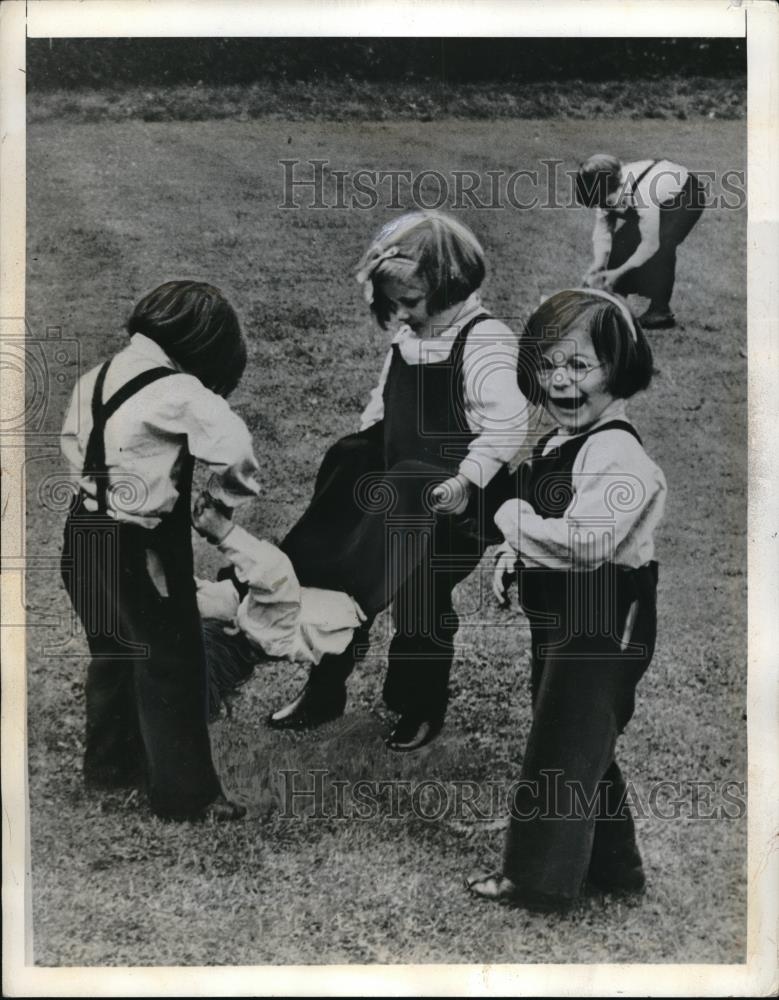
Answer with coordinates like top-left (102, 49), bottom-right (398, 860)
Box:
top-left (518, 290), bottom-right (653, 403)
top-left (357, 211), bottom-right (486, 328)
top-left (575, 154), bottom-right (622, 208)
top-left (128, 281), bottom-right (247, 397)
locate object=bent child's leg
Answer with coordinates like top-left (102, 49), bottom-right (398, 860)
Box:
top-left (280, 428), bottom-right (384, 593)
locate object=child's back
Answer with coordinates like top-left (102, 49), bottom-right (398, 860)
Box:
top-left (60, 280), bottom-right (258, 821)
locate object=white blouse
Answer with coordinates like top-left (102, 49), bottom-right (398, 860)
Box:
top-left (61, 334), bottom-right (260, 527)
top-left (196, 525), bottom-right (364, 666)
top-left (592, 158), bottom-right (691, 272)
top-left (494, 400), bottom-right (667, 570)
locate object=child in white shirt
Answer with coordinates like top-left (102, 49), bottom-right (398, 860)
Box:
top-left (60, 280), bottom-right (259, 821)
top-left (576, 154), bottom-right (705, 328)
top-left (270, 210), bottom-right (531, 751)
top-left (467, 288), bottom-right (666, 911)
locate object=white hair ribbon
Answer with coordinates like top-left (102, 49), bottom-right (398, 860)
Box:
top-left (580, 288), bottom-right (638, 342)
top-left (355, 244), bottom-right (417, 305)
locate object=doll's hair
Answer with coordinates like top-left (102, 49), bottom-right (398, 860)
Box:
top-left (517, 289), bottom-right (653, 403)
top-left (356, 211), bottom-right (486, 328)
top-left (127, 281), bottom-right (247, 397)
top-left (575, 153), bottom-right (623, 208)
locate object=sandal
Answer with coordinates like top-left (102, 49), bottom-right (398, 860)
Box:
top-left (465, 871), bottom-right (518, 902)
top-left (465, 872), bottom-right (575, 913)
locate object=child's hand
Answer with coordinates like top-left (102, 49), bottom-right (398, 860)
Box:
top-left (492, 545), bottom-right (518, 608)
top-left (581, 266), bottom-right (605, 288)
top-left (431, 474), bottom-right (471, 515)
top-left (193, 491), bottom-right (234, 544)
top-left (587, 269), bottom-right (618, 291)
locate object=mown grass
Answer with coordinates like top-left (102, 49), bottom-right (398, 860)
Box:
top-left (24, 102), bottom-right (747, 967)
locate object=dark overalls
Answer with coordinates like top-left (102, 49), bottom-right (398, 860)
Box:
top-left (281, 313), bottom-right (511, 723)
top-left (60, 361), bottom-right (222, 819)
top-left (607, 160), bottom-right (705, 313)
top-left (502, 421), bottom-right (658, 901)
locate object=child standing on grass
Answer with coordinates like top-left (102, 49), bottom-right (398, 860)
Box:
top-left (269, 210), bottom-right (531, 752)
top-left (60, 280), bottom-right (260, 822)
top-left (466, 289), bottom-right (666, 911)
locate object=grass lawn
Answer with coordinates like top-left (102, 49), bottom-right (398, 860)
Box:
top-left (24, 112), bottom-right (746, 965)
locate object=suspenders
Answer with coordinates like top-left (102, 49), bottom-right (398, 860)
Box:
top-left (627, 160), bottom-right (658, 200)
top-left (82, 362), bottom-right (178, 514)
top-left (531, 419), bottom-right (643, 465)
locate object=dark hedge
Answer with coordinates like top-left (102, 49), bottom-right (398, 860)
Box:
top-left (27, 37), bottom-right (746, 91)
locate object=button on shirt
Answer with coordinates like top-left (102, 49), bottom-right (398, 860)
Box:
top-left (592, 158), bottom-right (690, 272)
top-left (358, 292), bottom-right (531, 486)
top-left (61, 334), bottom-right (260, 527)
top-left (494, 400), bottom-right (667, 570)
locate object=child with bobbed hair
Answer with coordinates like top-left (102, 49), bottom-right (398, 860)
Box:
top-left (270, 210), bottom-right (531, 751)
top-left (61, 280), bottom-right (260, 821)
top-left (467, 288), bottom-right (666, 911)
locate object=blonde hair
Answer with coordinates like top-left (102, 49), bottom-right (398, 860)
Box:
top-left (356, 210), bottom-right (486, 327)
top-left (575, 153), bottom-right (623, 208)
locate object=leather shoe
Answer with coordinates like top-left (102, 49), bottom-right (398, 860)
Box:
top-left (198, 793), bottom-right (247, 822)
top-left (386, 714), bottom-right (443, 753)
top-left (266, 682), bottom-right (346, 730)
top-left (638, 307), bottom-right (676, 329)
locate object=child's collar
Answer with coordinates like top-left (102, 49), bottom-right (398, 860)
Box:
top-left (128, 333), bottom-right (183, 372)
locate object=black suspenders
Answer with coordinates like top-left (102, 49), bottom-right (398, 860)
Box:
top-left (82, 363), bottom-right (179, 514)
top-left (626, 160), bottom-right (659, 206)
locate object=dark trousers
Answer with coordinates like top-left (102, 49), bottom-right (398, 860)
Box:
top-left (61, 513), bottom-right (222, 819)
top-left (282, 433), bottom-right (509, 721)
top-left (610, 174), bottom-right (705, 309)
top-left (503, 563), bottom-right (657, 900)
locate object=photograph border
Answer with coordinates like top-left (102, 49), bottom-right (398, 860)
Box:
top-left (2, 1), bottom-right (777, 995)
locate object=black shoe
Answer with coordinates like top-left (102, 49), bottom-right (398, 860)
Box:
top-left (266, 682), bottom-right (346, 730)
top-left (588, 861), bottom-right (646, 895)
top-left (638, 307), bottom-right (676, 329)
top-left (198, 793), bottom-right (247, 823)
top-left (386, 714), bottom-right (443, 753)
